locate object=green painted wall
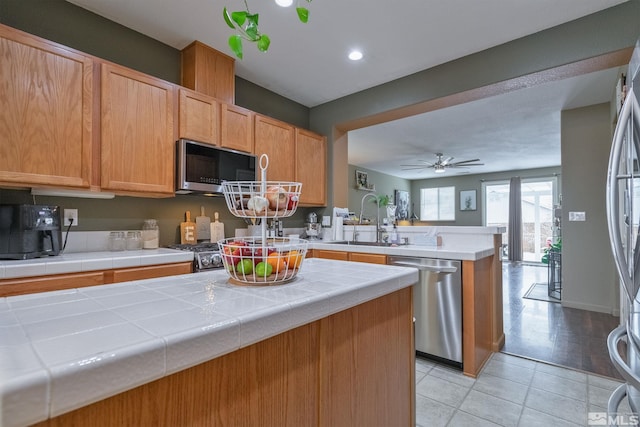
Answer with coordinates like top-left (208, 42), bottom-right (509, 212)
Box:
top-left (346, 165), bottom-right (411, 220)
top-left (561, 103), bottom-right (617, 314)
top-left (0, 0), bottom-right (181, 83)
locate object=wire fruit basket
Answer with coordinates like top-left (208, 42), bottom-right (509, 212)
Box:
top-left (222, 181), bottom-right (301, 218)
top-left (220, 154), bottom-right (305, 285)
top-left (219, 237), bottom-right (308, 286)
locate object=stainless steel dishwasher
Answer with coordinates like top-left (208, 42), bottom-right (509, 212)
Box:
top-left (388, 256), bottom-right (462, 367)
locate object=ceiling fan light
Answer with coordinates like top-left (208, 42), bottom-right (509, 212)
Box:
top-left (275, 0), bottom-right (293, 6)
top-left (434, 165), bottom-right (446, 173)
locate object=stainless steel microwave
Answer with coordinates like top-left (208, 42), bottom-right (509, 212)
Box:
top-left (176, 139), bottom-right (257, 195)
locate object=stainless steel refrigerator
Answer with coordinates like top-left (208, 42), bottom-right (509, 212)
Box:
top-left (606, 38), bottom-right (640, 422)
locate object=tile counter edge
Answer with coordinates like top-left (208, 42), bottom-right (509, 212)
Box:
top-left (310, 242), bottom-right (495, 260)
top-left (0, 258), bottom-right (418, 427)
top-left (0, 249), bottom-right (194, 280)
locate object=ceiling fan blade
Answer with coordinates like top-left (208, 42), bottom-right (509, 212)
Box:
top-left (401, 166), bottom-right (431, 170)
top-left (450, 164), bottom-right (484, 168)
top-left (441, 156), bottom-right (454, 165)
top-left (401, 162), bottom-right (434, 167)
top-left (452, 158), bottom-right (481, 165)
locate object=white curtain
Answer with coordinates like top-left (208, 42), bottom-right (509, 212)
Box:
top-left (508, 177), bottom-right (522, 261)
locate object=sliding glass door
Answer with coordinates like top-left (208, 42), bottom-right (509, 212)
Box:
top-left (483, 177), bottom-right (558, 262)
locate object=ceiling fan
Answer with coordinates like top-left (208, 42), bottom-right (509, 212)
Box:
top-left (401, 153), bottom-right (484, 174)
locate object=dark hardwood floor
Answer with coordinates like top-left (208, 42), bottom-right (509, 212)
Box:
top-left (500, 261), bottom-right (623, 380)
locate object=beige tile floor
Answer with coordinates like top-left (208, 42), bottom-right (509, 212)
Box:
top-left (415, 352), bottom-right (629, 427)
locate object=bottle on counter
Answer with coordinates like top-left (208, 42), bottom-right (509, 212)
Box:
top-left (390, 224), bottom-right (399, 244)
top-left (142, 219), bottom-right (159, 249)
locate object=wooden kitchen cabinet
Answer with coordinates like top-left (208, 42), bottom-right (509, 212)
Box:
top-left (101, 62), bottom-right (175, 197)
top-left (313, 249), bottom-right (387, 264)
top-left (104, 262), bottom-right (193, 284)
top-left (295, 128), bottom-right (327, 206)
top-left (181, 40), bottom-right (235, 104)
top-left (178, 88), bottom-right (219, 145)
top-left (220, 103), bottom-right (254, 152)
top-left (349, 252), bottom-right (387, 264)
top-left (313, 249), bottom-right (349, 261)
top-left (254, 114), bottom-right (295, 182)
top-left (0, 262), bottom-right (193, 297)
top-left (0, 24), bottom-right (94, 190)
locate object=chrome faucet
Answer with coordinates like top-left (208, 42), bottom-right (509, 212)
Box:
top-left (359, 193), bottom-right (381, 242)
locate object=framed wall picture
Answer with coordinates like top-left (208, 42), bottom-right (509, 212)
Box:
top-left (460, 190), bottom-right (477, 211)
top-left (356, 170), bottom-right (373, 190)
top-left (394, 190), bottom-right (410, 220)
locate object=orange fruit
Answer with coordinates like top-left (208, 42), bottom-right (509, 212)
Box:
top-left (286, 250), bottom-right (303, 268)
top-left (266, 252), bottom-right (286, 273)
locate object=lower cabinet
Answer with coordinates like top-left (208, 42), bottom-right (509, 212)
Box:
top-left (33, 287), bottom-right (414, 427)
top-left (0, 262), bottom-right (193, 297)
top-left (312, 249), bottom-right (387, 264)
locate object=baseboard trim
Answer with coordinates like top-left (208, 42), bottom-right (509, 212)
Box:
top-left (561, 299), bottom-right (613, 314)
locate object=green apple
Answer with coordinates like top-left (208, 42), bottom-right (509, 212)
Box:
top-left (236, 259), bottom-right (253, 274)
top-left (255, 261), bottom-right (273, 277)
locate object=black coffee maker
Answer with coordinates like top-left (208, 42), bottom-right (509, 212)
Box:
top-left (0, 204), bottom-right (63, 259)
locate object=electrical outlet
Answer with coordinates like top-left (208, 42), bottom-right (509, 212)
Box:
top-left (64, 209), bottom-right (78, 226)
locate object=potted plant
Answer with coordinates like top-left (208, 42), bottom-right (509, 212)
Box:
top-left (373, 194), bottom-right (397, 224)
top-left (541, 239), bottom-right (562, 264)
top-left (376, 194), bottom-right (390, 207)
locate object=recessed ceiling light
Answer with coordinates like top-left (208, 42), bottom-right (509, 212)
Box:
top-left (275, 0), bottom-right (293, 6)
top-left (348, 50), bottom-right (363, 61)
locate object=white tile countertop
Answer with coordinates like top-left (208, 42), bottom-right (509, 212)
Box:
top-left (0, 248), bottom-right (194, 280)
top-left (0, 238), bottom-right (494, 282)
top-left (0, 258), bottom-right (418, 427)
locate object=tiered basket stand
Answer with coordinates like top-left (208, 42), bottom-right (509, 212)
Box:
top-left (219, 154), bottom-right (307, 285)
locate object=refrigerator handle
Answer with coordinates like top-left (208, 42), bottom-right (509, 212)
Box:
top-left (607, 93), bottom-right (640, 301)
top-left (608, 383), bottom-right (628, 427)
top-left (608, 324), bottom-right (640, 388)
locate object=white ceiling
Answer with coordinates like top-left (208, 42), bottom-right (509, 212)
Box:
top-left (66, 0), bottom-right (629, 179)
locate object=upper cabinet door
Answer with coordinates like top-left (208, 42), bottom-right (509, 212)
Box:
top-left (220, 103), bottom-right (254, 153)
top-left (178, 88), bottom-right (219, 145)
top-left (101, 63), bottom-right (175, 196)
top-left (181, 40), bottom-right (235, 104)
top-left (296, 128), bottom-right (327, 206)
top-left (0, 24), bottom-right (93, 189)
top-left (254, 114), bottom-right (295, 182)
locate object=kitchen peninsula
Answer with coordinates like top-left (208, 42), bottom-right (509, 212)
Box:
top-left (1, 258), bottom-right (418, 427)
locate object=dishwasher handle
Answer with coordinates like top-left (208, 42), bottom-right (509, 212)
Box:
top-left (391, 260), bottom-right (458, 274)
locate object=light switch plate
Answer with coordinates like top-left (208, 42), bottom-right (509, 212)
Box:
top-left (569, 211), bottom-right (586, 221)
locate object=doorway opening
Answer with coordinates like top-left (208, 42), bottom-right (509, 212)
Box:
top-left (483, 177), bottom-right (559, 263)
